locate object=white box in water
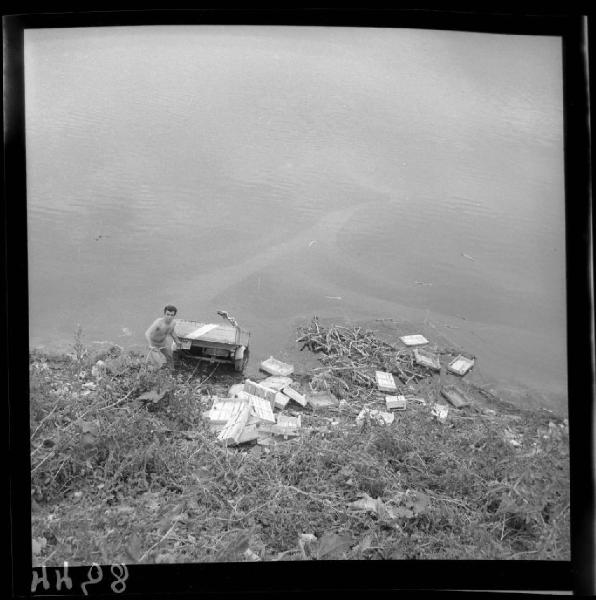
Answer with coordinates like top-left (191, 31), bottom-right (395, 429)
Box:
top-left (376, 371), bottom-right (397, 393)
top-left (413, 348), bottom-right (441, 371)
top-left (400, 334), bottom-right (429, 347)
top-left (260, 356), bottom-right (294, 377)
top-left (447, 355), bottom-right (475, 376)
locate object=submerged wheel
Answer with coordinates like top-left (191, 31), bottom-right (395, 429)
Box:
top-left (234, 346), bottom-right (249, 372)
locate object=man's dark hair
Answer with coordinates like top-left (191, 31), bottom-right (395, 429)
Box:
top-left (164, 305), bottom-right (178, 315)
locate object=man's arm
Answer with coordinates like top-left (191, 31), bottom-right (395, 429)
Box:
top-left (169, 321), bottom-right (182, 346)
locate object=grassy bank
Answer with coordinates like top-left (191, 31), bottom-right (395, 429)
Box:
top-left (29, 320), bottom-right (569, 564)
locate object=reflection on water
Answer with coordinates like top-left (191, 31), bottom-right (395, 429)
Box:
top-left (25, 27), bottom-right (566, 409)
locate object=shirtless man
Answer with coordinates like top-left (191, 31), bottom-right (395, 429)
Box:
top-left (145, 305), bottom-right (182, 368)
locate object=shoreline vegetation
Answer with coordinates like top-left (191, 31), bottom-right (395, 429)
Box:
top-left (30, 318), bottom-right (569, 564)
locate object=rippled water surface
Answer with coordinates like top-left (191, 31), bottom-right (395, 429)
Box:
top-left (25, 27), bottom-right (567, 410)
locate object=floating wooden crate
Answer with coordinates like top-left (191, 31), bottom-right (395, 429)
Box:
top-left (260, 356), bottom-right (294, 377)
top-left (447, 355), bottom-right (475, 376)
top-left (376, 371), bottom-right (397, 393)
top-left (386, 395), bottom-right (407, 410)
top-left (400, 334), bottom-right (429, 347)
top-left (413, 348), bottom-right (441, 371)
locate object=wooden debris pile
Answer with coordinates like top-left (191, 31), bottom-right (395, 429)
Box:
top-left (296, 317), bottom-right (441, 390)
top-left (204, 373), bottom-right (307, 447)
top-left (296, 317), bottom-right (478, 417)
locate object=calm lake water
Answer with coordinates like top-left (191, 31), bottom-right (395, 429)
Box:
top-left (25, 26), bottom-right (567, 413)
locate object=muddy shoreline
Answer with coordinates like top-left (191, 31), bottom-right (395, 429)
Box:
top-left (30, 314), bottom-right (567, 418)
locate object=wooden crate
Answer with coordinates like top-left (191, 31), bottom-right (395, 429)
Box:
top-left (277, 414), bottom-right (302, 429)
top-left (248, 394), bottom-right (276, 423)
top-left (386, 395), bottom-right (407, 410)
top-left (376, 371), bottom-right (397, 393)
top-left (274, 392), bottom-right (290, 410)
top-left (260, 356), bottom-right (294, 377)
top-left (447, 355), bottom-right (475, 376)
top-left (206, 399), bottom-right (247, 423)
top-left (244, 379), bottom-right (277, 404)
top-left (236, 424), bottom-right (259, 445)
top-left (281, 386), bottom-right (307, 407)
top-left (441, 385), bottom-right (471, 408)
top-left (217, 404), bottom-right (251, 445)
top-left (413, 348), bottom-right (441, 371)
top-left (399, 334), bottom-right (429, 347)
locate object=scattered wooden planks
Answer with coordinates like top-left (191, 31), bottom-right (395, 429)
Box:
top-left (205, 379), bottom-right (306, 446)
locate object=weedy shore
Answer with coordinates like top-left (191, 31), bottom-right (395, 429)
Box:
top-left (29, 318), bottom-right (569, 564)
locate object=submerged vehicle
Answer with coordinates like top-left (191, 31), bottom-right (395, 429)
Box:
top-left (173, 312), bottom-right (250, 372)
